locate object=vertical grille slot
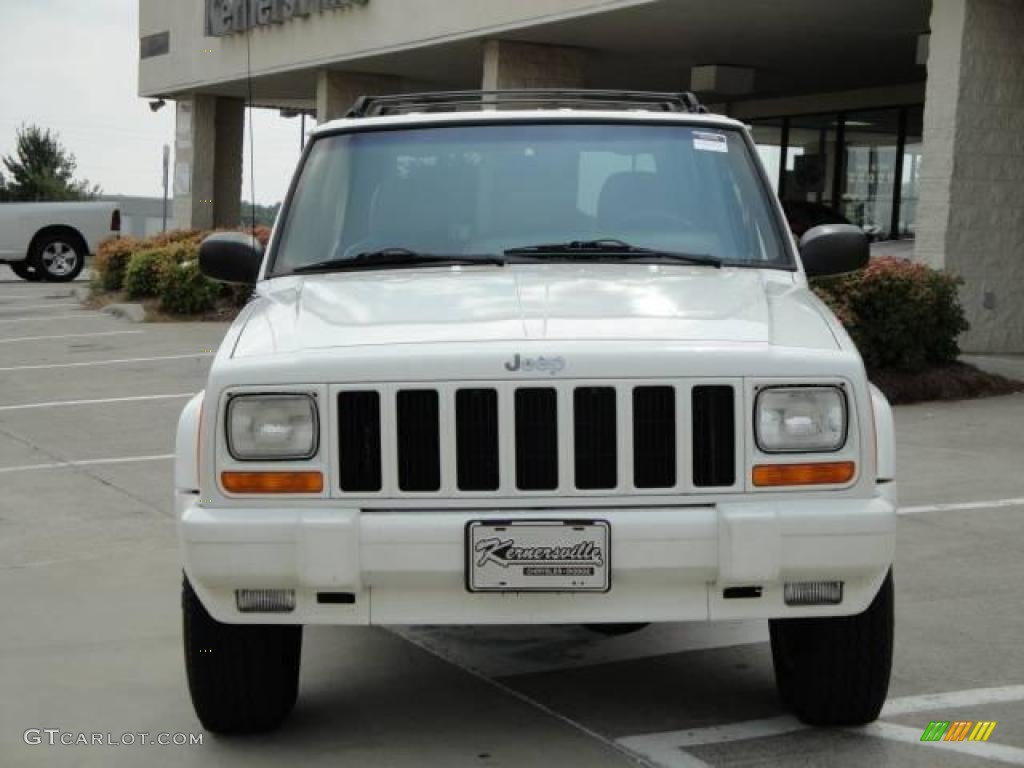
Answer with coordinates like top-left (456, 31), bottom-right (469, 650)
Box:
top-left (574, 387), bottom-right (617, 489)
top-left (456, 389), bottom-right (499, 491)
top-left (692, 385), bottom-right (736, 487)
top-left (633, 386), bottom-right (676, 488)
top-left (338, 391), bottom-right (382, 492)
top-left (515, 388), bottom-right (558, 491)
top-left (396, 390), bottom-right (441, 492)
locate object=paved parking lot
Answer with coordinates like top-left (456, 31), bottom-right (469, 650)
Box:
top-left (1, 263), bottom-right (1023, 767)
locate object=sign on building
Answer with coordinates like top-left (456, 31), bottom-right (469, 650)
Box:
top-left (207, 0), bottom-right (369, 37)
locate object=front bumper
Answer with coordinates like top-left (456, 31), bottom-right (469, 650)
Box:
top-left (178, 487), bottom-right (896, 625)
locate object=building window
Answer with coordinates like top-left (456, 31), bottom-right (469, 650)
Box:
top-left (898, 106), bottom-right (924, 238)
top-left (749, 120), bottom-right (785, 194)
top-left (785, 113), bottom-right (840, 209)
top-left (841, 109), bottom-right (901, 239)
top-left (748, 105), bottom-right (923, 242)
top-left (140, 31), bottom-right (170, 59)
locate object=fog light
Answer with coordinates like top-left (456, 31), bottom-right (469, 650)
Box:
top-left (784, 581), bottom-right (843, 606)
top-left (235, 589), bottom-right (296, 613)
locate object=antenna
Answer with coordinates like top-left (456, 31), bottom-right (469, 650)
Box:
top-left (244, 21), bottom-right (256, 236)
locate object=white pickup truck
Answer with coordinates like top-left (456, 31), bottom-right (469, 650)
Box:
top-left (0, 201), bottom-right (120, 282)
top-left (178, 90), bottom-right (896, 735)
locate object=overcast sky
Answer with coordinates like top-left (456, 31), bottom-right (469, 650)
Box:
top-left (0, 0), bottom-right (302, 204)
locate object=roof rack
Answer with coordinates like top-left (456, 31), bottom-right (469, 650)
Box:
top-left (346, 89), bottom-right (707, 118)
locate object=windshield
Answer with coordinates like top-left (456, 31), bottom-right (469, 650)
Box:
top-left (270, 123), bottom-right (790, 275)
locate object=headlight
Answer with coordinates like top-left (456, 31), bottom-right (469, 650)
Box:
top-left (226, 394), bottom-right (319, 461)
top-left (755, 386), bottom-right (847, 453)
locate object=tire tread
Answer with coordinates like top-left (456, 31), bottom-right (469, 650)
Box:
top-left (769, 570), bottom-right (894, 726)
top-left (182, 577), bottom-right (301, 734)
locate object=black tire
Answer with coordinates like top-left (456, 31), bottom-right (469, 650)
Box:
top-left (182, 576), bottom-right (302, 734)
top-left (29, 232), bottom-right (86, 282)
top-left (583, 623), bottom-right (650, 637)
top-left (10, 261), bottom-right (43, 281)
top-left (769, 570), bottom-right (894, 726)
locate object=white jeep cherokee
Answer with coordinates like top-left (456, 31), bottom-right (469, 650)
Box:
top-left (177, 91), bottom-right (896, 734)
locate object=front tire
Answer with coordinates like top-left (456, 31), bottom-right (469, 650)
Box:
top-left (182, 576), bottom-right (302, 734)
top-left (769, 570), bottom-right (894, 726)
top-left (30, 233), bottom-right (85, 282)
top-left (10, 261), bottom-right (43, 282)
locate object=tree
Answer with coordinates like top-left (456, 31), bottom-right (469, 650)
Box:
top-left (1, 124), bottom-right (99, 202)
top-left (241, 201), bottom-right (282, 228)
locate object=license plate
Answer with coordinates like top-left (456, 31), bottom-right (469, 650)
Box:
top-left (466, 520), bottom-right (610, 593)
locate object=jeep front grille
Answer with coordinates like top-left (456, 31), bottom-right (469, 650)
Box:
top-left (574, 387), bottom-right (617, 490)
top-left (396, 390), bottom-right (441, 492)
top-left (515, 388), bottom-right (560, 491)
top-left (633, 386), bottom-right (677, 488)
top-left (455, 389), bottom-right (500, 491)
top-left (338, 391), bottom-right (382, 492)
top-left (335, 381), bottom-right (739, 498)
top-left (692, 385), bottom-right (736, 487)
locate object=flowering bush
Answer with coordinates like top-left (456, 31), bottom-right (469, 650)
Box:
top-left (158, 260), bottom-right (222, 315)
top-left (123, 248), bottom-right (180, 299)
top-left (93, 236), bottom-right (141, 291)
top-left (812, 258), bottom-right (969, 372)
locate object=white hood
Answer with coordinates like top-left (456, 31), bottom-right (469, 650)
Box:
top-left (232, 264), bottom-right (839, 358)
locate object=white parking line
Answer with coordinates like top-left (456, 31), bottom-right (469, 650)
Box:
top-left (0, 393), bottom-right (196, 412)
top-left (0, 302), bottom-right (81, 312)
top-left (617, 684), bottom-right (1024, 767)
top-left (881, 685), bottom-right (1024, 715)
top-left (0, 454), bottom-right (174, 475)
top-left (0, 293), bottom-right (75, 302)
top-left (0, 352), bottom-right (215, 372)
top-left (0, 330), bottom-right (143, 345)
top-left (852, 722), bottom-right (1024, 766)
top-left (900, 498), bottom-right (1024, 515)
top-left (0, 312), bottom-right (107, 325)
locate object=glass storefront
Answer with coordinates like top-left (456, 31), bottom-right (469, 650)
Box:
top-left (751, 105), bottom-right (924, 241)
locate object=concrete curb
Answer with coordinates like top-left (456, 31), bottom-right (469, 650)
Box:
top-left (102, 303), bottom-right (147, 323)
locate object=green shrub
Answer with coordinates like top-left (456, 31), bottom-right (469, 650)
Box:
top-left (93, 236), bottom-right (140, 291)
top-left (812, 257), bottom-right (969, 372)
top-left (123, 248), bottom-right (177, 299)
top-left (158, 260), bottom-right (221, 315)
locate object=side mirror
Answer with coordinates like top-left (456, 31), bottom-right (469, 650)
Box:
top-left (799, 224), bottom-right (869, 278)
top-left (198, 232), bottom-right (264, 285)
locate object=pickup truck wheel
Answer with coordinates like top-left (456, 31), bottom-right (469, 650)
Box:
top-left (30, 234), bottom-right (85, 282)
top-left (182, 576), bottom-right (302, 734)
top-left (769, 569), bottom-right (893, 726)
top-left (10, 262), bottom-right (43, 282)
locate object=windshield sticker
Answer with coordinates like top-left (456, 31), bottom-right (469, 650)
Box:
top-left (693, 132), bottom-right (729, 153)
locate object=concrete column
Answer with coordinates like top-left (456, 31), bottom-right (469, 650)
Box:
top-left (917, 0), bottom-right (1024, 352)
top-left (172, 95), bottom-right (244, 231)
top-left (482, 40), bottom-right (587, 90)
top-left (316, 70), bottom-right (403, 123)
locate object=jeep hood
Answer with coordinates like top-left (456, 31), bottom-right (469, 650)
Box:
top-left (232, 264), bottom-right (838, 358)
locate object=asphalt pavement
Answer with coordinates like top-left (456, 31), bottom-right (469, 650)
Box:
top-left (1, 263), bottom-right (1023, 767)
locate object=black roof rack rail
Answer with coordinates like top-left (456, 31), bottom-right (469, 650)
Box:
top-left (346, 89), bottom-right (707, 118)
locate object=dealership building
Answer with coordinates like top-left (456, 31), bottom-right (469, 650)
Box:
top-left (138, 0), bottom-right (1024, 352)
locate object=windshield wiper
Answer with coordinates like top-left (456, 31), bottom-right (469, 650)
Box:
top-left (504, 239), bottom-right (721, 268)
top-left (291, 248), bottom-right (506, 274)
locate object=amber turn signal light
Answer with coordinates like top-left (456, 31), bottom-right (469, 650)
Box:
top-left (221, 471), bottom-right (324, 494)
top-left (752, 461), bottom-right (856, 487)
